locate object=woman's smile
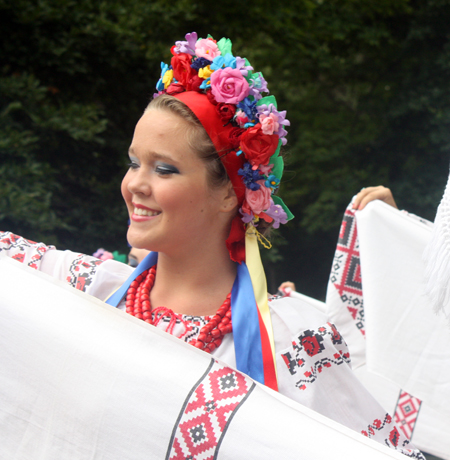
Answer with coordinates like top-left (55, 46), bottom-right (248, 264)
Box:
top-left (131, 203), bottom-right (161, 221)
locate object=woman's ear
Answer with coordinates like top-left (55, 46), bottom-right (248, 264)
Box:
top-left (220, 182), bottom-right (239, 213)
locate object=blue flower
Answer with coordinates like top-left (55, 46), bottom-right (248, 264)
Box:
top-left (237, 98), bottom-right (258, 124)
top-left (199, 78), bottom-right (211, 89)
top-left (191, 57), bottom-right (211, 70)
top-left (211, 54), bottom-right (237, 71)
top-left (265, 174), bottom-right (280, 192)
top-left (238, 163), bottom-right (264, 190)
top-left (156, 62), bottom-right (169, 91)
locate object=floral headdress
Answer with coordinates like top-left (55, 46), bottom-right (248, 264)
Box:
top-left (154, 32), bottom-right (293, 263)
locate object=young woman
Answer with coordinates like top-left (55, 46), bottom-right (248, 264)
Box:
top-left (0, 32), bottom-right (423, 458)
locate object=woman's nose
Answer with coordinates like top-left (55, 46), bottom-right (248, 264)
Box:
top-left (126, 169), bottom-right (152, 196)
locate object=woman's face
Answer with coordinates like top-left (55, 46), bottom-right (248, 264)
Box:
top-left (121, 109), bottom-right (230, 255)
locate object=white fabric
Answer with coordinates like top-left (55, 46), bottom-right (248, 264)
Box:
top-left (423, 169), bottom-right (450, 321)
top-left (0, 231), bottom-right (424, 457)
top-left (327, 200), bottom-right (450, 459)
top-left (357, 202), bottom-right (450, 405)
top-left (284, 289), bottom-right (327, 313)
top-left (0, 256), bottom-right (412, 459)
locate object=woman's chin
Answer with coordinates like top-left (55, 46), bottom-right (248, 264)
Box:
top-left (127, 231), bottom-right (152, 252)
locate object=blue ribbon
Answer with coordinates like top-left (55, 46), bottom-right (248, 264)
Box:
top-left (106, 251), bottom-right (265, 385)
top-left (232, 262), bottom-right (265, 385)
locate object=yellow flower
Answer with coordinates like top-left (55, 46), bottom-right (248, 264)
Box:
top-left (162, 69), bottom-right (174, 89)
top-left (198, 65), bottom-right (213, 80)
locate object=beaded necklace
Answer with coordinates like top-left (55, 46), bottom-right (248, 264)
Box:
top-left (125, 265), bottom-right (232, 353)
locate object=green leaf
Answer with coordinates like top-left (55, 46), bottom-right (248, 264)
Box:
top-left (269, 143), bottom-right (284, 179)
top-left (217, 37), bottom-right (232, 56)
top-left (272, 195), bottom-right (294, 221)
top-left (257, 95), bottom-right (277, 108)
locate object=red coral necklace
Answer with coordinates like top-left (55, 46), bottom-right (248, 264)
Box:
top-left (125, 265), bottom-right (232, 353)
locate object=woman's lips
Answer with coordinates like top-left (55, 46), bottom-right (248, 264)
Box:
top-left (131, 204), bottom-right (161, 221)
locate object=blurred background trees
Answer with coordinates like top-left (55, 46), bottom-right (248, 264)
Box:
top-left (1, 0), bottom-right (449, 298)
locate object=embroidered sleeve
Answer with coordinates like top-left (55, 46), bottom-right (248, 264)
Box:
top-left (0, 231), bottom-right (55, 270)
top-left (65, 253), bottom-right (104, 292)
top-left (281, 322), bottom-right (351, 391)
top-left (0, 231), bottom-right (105, 293)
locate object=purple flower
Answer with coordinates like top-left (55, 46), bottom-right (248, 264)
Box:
top-left (236, 56), bottom-right (254, 77)
top-left (174, 32), bottom-right (198, 55)
top-left (239, 207), bottom-right (255, 223)
top-left (264, 200), bottom-right (288, 229)
top-left (257, 104), bottom-right (291, 145)
top-left (248, 72), bottom-right (269, 100)
top-left (238, 162), bottom-right (264, 190)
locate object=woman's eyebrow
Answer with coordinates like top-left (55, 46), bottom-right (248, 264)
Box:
top-left (152, 152), bottom-right (179, 163)
top-left (128, 147), bottom-right (176, 162)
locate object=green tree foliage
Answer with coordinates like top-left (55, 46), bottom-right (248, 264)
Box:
top-left (1, 0), bottom-right (449, 296)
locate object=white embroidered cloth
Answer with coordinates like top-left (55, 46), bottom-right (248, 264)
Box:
top-left (327, 200), bottom-right (450, 459)
top-left (423, 169), bottom-right (450, 321)
top-left (0, 255), bottom-right (410, 460)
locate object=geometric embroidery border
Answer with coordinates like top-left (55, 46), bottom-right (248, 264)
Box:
top-left (330, 205), bottom-right (366, 337)
top-left (166, 359), bottom-right (255, 460)
top-left (394, 390), bottom-right (422, 441)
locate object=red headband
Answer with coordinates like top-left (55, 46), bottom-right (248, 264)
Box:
top-left (174, 91), bottom-right (246, 263)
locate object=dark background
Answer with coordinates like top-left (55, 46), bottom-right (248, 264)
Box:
top-left (1, 0), bottom-right (449, 299)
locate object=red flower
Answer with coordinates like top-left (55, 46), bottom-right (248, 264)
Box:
top-left (171, 53), bottom-right (197, 88)
top-left (206, 89), bottom-right (218, 105)
top-left (216, 103), bottom-right (236, 123)
top-left (239, 125), bottom-right (279, 167)
top-left (166, 83), bottom-right (185, 96)
top-left (186, 75), bottom-right (203, 92)
top-left (228, 127), bottom-right (245, 149)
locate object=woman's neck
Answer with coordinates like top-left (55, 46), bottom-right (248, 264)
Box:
top-left (149, 244), bottom-right (237, 316)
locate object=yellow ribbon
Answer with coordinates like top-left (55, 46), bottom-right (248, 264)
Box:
top-left (245, 225), bottom-right (278, 381)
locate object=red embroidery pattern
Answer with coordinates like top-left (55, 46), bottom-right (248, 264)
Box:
top-left (167, 360), bottom-right (254, 460)
top-left (394, 390), bottom-right (422, 440)
top-left (329, 205), bottom-right (365, 336)
top-left (0, 232), bottom-right (52, 270)
top-left (361, 414), bottom-right (424, 458)
top-left (281, 323), bottom-right (351, 390)
top-left (361, 413), bottom-right (393, 439)
top-left (66, 254), bottom-right (103, 292)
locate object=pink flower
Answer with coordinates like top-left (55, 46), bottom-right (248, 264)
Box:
top-left (195, 38), bottom-right (221, 61)
top-left (259, 163), bottom-right (274, 175)
top-left (259, 113), bottom-right (279, 135)
top-left (210, 68), bottom-right (250, 105)
top-left (243, 180), bottom-right (271, 215)
top-left (235, 109), bottom-right (248, 127)
top-left (92, 248), bottom-right (113, 261)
